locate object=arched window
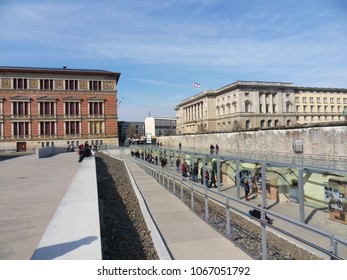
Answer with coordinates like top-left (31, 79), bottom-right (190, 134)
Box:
top-left (267, 120), bottom-right (272, 127)
top-left (245, 120), bottom-right (250, 129)
top-left (287, 120), bottom-right (292, 126)
top-left (232, 101), bottom-right (237, 113)
top-left (274, 120), bottom-right (279, 127)
top-left (260, 120), bottom-right (265, 128)
top-left (244, 100), bottom-right (252, 113)
top-left (285, 101), bottom-right (292, 113)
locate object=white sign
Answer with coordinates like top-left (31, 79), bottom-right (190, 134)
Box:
top-left (146, 133), bottom-right (152, 144)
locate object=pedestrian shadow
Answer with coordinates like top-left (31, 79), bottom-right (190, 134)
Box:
top-left (31, 236), bottom-right (98, 260)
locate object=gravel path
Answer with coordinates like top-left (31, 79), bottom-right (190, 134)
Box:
top-left (96, 153), bottom-right (321, 260)
top-left (96, 153), bottom-right (159, 260)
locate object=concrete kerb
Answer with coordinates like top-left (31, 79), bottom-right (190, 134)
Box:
top-left (110, 154), bottom-right (173, 260)
top-left (31, 156), bottom-right (101, 260)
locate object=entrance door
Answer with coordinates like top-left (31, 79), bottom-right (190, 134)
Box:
top-left (16, 142), bottom-right (26, 152)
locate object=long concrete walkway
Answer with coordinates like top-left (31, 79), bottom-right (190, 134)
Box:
top-left (120, 154), bottom-right (252, 260)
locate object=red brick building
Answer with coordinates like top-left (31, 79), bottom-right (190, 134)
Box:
top-left (0, 66), bottom-right (121, 151)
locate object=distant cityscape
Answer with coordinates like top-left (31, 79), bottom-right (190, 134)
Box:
top-left (0, 66), bottom-right (346, 151)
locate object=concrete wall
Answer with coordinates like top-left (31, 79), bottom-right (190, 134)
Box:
top-left (35, 146), bottom-right (68, 158)
top-left (158, 126), bottom-right (347, 160)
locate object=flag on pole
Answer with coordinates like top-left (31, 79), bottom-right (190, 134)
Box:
top-left (194, 82), bottom-right (201, 88)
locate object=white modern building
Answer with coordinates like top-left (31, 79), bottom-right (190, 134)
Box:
top-left (145, 117), bottom-right (176, 137)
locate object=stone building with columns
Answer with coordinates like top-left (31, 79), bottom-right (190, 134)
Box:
top-left (0, 66), bottom-right (120, 152)
top-left (175, 81), bottom-right (347, 134)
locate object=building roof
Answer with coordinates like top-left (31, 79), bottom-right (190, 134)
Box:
top-left (176, 80), bottom-right (347, 108)
top-left (0, 66), bottom-right (121, 83)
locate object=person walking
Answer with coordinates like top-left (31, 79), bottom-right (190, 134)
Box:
top-left (204, 169), bottom-right (210, 188)
top-left (192, 163), bottom-right (198, 182)
top-left (244, 177), bottom-right (250, 201)
top-left (176, 157), bottom-right (181, 172)
top-left (209, 170), bottom-right (217, 188)
top-left (209, 144), bottom-right (214, 154)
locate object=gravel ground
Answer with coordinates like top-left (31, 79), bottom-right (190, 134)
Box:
top-left (96, 153), bottom-right (321, 260)
top-left (96, 153), bottom-right (159, 260)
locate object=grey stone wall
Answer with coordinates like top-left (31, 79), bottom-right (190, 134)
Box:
top-left (158, 126), bottom-right (347, 160)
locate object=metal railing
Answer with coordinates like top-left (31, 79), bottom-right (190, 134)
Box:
top-left (133, 157), bottom-right (347, 260)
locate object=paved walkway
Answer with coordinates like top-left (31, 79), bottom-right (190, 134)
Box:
top-left (0, 152), bottom-right (80, 260)
top-left (120, 155), bottom-right (252, 260)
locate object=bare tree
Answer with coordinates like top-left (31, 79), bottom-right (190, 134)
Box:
top-left (127, 124), bottom-right (137, 139)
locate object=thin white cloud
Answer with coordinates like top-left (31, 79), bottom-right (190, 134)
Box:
top-left (1, 0), bottom-right (347, 120)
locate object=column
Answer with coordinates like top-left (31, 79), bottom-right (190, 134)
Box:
top-left (269, 92), bottom-right (273, 114)
top-left (298, 168), bottom-right (306, 224)
top-left (236, 159), bottom-right (240, 199)
top-left (28, 101), bottom-right (31, 116)
top-left (28, 122), bottom-right (32, 138)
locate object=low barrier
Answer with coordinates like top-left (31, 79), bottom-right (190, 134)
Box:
top-left (35, 146), bottom-right (68, 158)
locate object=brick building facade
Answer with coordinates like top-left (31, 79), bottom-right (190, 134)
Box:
top-left (0, 66), bottom-right (120, 152)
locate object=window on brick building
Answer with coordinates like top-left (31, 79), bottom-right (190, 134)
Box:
top-left (39, 121), bottom-right (56, 135)
top-left (39, 101), bottom-right (55, 115)
top-left (40, 79), bottom-right (54, 90)
top-left (65, 121), bottom-right (81, 135)
top-left (65, 80), bottom-right (79, 90)
top-left (64, 101), bottom-right (80, 115)
top-left (12, 101), bottom-right (30, 115)
top-left (13, 122), bottom-right (30, 137)
top-left (89, 80), bottom-right (102, 91)
top-left (13, 78), bottom-right (28, 89)
top-left (89, 121), bottom-right (104, 134)
top-left (88, 101), bottom-right (104, 115)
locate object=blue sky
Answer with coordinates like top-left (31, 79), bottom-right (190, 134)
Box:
top-left (1, 0), bottom-right (346, 121)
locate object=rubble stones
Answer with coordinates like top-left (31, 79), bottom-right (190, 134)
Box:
top-left (95, 153), bottom-right (159, 260)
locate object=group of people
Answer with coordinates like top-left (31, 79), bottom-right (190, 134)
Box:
top-left (178, 143), bottom-right (220, 155)
top-left (66, 143), bottom-right (75, 152)
top-left (209, 144), bottom-right (219, 154)
top-left (176, 158), bottom-right (218, 188)
top-left (77, 141), bottom-right (92, 162)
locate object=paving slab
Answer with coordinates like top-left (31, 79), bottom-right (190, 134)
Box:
top-left (0, 152), bottom-right (80, 260)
